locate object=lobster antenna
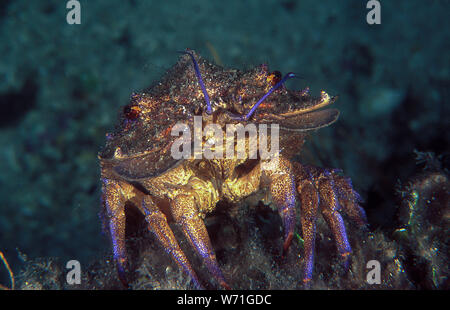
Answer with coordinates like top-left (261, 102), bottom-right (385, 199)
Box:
top-left (178, 50), bottom-right (213, 115)
top-left (244, 72), bottom-right (296, 121)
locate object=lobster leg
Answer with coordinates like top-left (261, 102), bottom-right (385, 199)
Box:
top-left (171, 194), bottom-right (230, 289)
top-left (264, 157), bottom-right (298, 257)
top-left (293, 163), bottom-right (366, 282)
top-left (297, 179), bottom-right (319, 283)
top-left (332, 173), bottom-right (367, 227)
top-left (101, 178), bottom-right (130, 287)
top-left (142, 195), bottom-right (202, 289)
top-left (318, 173), bottom-right (352, 268)
top-left (230, 156), bottom-right (298, 257)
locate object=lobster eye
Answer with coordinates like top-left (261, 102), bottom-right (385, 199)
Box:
top-left (244, 72), bottom-right (297, 120)
top-left (123, 105), bottom-right (141, 120)
top-left (267, 71), bottom-right (282, 86)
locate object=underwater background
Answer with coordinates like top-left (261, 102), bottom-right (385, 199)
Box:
top-left (0, 0), bottom-right (448, 289)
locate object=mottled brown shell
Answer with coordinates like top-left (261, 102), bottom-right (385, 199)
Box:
top-left (99, 51), bottom-right (228, 178)
top-left (99, 50), bottom-right (338, 179)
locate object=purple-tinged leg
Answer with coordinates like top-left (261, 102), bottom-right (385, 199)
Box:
top-left (264, 157), bottom-right (298, 257)
top-left (270, 173), bottom-right (297, 257)
top-left (318, 174), bottom-right (352, 268)
top-left (298, 180), bottom-right (319, 283)
top-left (142, 196), bottom-right (203, 289)
top-left (332, 174), bottom-right (367, 227)
top-left (101, 178), bottom-right (129, 287)
top-left (171, 194), bottom-right (230, 289)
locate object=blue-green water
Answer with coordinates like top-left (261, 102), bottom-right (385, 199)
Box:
top-left (0, 0), bottom-right (448, 289)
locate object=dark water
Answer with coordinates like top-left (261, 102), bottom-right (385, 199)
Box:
top-left (0, 0), bottom-right (448, 289)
